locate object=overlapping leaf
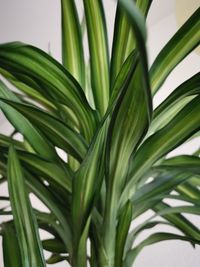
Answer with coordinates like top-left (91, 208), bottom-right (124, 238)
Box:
top-left (7, 146), bottom-right (46, 266)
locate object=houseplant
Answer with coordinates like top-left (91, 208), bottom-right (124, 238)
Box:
top-left (0, 0), bottom-right (200, 266)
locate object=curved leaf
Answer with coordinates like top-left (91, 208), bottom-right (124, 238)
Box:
top-left (122, 95), bottom-right (200, 207)
top-left (150, 8), bottom-right (200, 94)
top-left (124, 232), bottom-right (200, 266)
top-left (0, 42), bottom-right (97, 140)
top-left (150, 73), bottom-right (200, 134)
top-left (0, 98), bottom-right (88, 162)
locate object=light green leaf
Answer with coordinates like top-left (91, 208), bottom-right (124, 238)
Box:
top-left (83, 0), bottom-right (109, 116)
top-left (150, 8), bottom-right (200, 94)
top-left (150, 73), bottom-right (200, 134)
top-left (61, 0), bottom-right (85, 88)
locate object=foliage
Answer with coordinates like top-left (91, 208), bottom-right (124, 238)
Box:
top-left (0, 0), bottom-right (200, 266)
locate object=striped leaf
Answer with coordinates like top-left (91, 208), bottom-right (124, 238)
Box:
top-left (150, 8), bottom-right (200, 94)
top-left (0, 42), bottom-right (97, 140)
top-left (110, 0), bottom-right (152, 86)
top-left (121, 95), bottom-right (200, 207)
top-left (83, 0), bottom-right (110, 116)
top-left (7, 146), bottom-right (46, 266)
top-left (124, 232), bottom-right (200, 266)
top-left (0, 98), bottom-right (88, 162)
top-left (61, 0), bottom-right (85, 88)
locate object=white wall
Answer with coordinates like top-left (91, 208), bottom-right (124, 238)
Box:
top-left (0, 1), bottom-right (200, 266)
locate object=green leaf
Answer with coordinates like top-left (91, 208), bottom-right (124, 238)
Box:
top-left (0, 90), bottom-right (57, 161)
top-left (7, 146), bottom-right (46, 266)
top-left (83, 0), bottom-right (110, 116)
top-left (103, 1), bottom-right (152, 261)
top-left (120, 0), bottom-right (152, 115)
top-left (110, 0), bottom-right (152, 86)
top-left (153, 202), bottom-right (200, 241)
top-left (150, 8), bottom-right (200, 94)
top-left (2, 222), bottom-right (22, 267)
top-left (0, 144), bottom-right (72, 193)
top-left (155, 155), bottom-right (200, 175)
top-left (42, 238), bottom-right (66, 253)
top-left (115, 201), bottom-right (132, 267)
top-left (122, 95), bottom-right (200, 207)
top-left (124, 232), bottom-right (200, 266)
top-left (72, 124), bottom-right (107, 248)
top-left (150, 73), bottom-right (200, 134)
top-left (25, 171), bottom-right (72, 252)
top-left (0, 42), bottom-right (97, 140)
top-left (0, 98), bottom-right (88, 162)
top-left (132, 171), bottom-right (191, 205)
top-left (46, 254), bottom-right (67, 264)
top-left (61, 0), bottom-right (85, 88)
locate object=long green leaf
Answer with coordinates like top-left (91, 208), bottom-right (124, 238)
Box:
top-left (0, 42), bottom-right (97, 140)
top-left (0, 83), bottom-right (57, 161)
top-left (2, 222), bottom-right (22, 267)
top-left (154, 155), bottom-right (200, 175)
top-left (110, 0), bottom-right (152, 87)
top-left (103, 1), bottom-right (152, 262)
top-left (124, 232), bottom-right (200, 267)
top-left (122, 95), bottom-right (200, 206)
top-left (83, 0), bottom-right (109, 116)
top-left (72, 124), bottom-right (107, 253)
top-left (7, 146), bottom-right (46, 266)
top-left (61, 0), bottom-right (85, 88)
top-left (150, 8), bottom-right (200, 94)
top-left (0, 98), bottom-right (88, 162)
top-left (150, 73), bottom-right (200, 134)
top-left (115, 201), bottom-right (132, 267)
top-left (153, 202), bottom-right (200, 241)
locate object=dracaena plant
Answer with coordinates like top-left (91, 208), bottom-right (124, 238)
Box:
top-left (0, 0), bottom-right (200, 266)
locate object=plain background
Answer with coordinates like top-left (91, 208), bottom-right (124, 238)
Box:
top-left (0, 0), bottom-right (200, 266)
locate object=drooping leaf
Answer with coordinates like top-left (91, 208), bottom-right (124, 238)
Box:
top-left (0, 98), bottom-right (88, 162)
top-left (124, 232), bottom-right (200, 266)
top-left (0, 42), bottom-right (97, 140)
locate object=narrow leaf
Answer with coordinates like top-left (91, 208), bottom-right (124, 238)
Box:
top-left (83, 0), bottom-right (110, 116)
top-left (150, 8), bottom-right (200, 94)
top-left (61, 0), bottom-right (85, 87)
top-left (2, 223), bottom-right (22, 267)
top-left (7, 146), bottom-right (46, 266)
